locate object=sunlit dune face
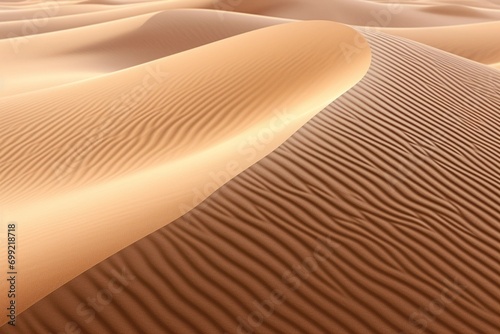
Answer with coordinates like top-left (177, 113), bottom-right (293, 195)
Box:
top-left (0, 17), bottom-right (370, 317)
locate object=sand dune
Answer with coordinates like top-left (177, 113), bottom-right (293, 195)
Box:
top-left (1, 10), bottom-right (290, 97)
top-left (221, 0), bottom-right (500, 68)
top-left (2, 0), bottom-right (500, 333)
top-left (230, 0), bottom-right (500, 26)
top-left (4, 19), bottom-right (499, 334)
top-left (0, 0), bottom-right (216, 39)
top-left (381, 21), bottom-right (500, 67)
top-left (0, 19), bottom-right (370, 319)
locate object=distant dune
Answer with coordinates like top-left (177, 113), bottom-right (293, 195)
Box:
top-left (4, 13), bottom-right (500, 334)
top-left (0, 0), bottom-right (215, 38)
top-left (230, 0), bottom-right (500, 26)
top-left (1, 0), bottom-right (499, 333)
top-left (381, 21), bottom-right (500, 67)
top-left (1, 10), bottom-right (291, 97)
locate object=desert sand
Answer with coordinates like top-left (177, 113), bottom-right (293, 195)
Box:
top-left (230, 0), bottom-right (500, 67)
top-left (381, 21), bottom-right (500, 67)
top-left (0, 14), bottom-right (370, 319)
top-left (1, 0), bottom-right (499, 333)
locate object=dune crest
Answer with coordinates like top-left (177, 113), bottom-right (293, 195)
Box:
top-left (0, 19), bottom-right (371, 318)
top-left (380, 21), bottom-right (500, 67)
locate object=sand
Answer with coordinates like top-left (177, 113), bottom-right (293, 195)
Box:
top-left (0, 16), bottom-right (370, 319)
top-left (5, 23), bottom-right (500, 334)
top-left (230, 0), bottom-right (500, 67)
top-left (1, 0), bottom-right (499, 333)
top-left (230, 0), bottom-right (500, 26)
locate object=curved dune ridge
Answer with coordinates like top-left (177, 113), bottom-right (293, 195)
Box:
top-left (0, 0), bottom-right (217, 38)
top-left (4, 23), bottom-right (500, 334)
top-left (0, 19), bottom-right (371, 318)
top-left (0, 10), bottom-right (290, 97)
top-left (225, 0), bottom-right (500, 68)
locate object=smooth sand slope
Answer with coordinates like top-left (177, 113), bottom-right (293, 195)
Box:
top-left (224, 0), bottom-right (500, 68)
top-left (0, 19), bottom-right (370, 319)
top-left (5, 24), bottom-right (499, 334)
top-left (381, 21), bottom-right (500, 67)
top-left (0, 10), bottom-right (289, 97)
top-left (0, 0), bottom-right (217, 39)
top-left (230, 0), bottom-right (500, 26)
top-left (3, 2), bottom-right (498, 98)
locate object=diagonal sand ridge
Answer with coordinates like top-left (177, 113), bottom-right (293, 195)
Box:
top-left (0, 19), bottom-right (371, 319)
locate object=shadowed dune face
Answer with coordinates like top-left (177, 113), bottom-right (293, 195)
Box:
top-left (4, 27), bottom-right (499, 334)
top-left (0, 19), bottom-right (371, 318)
